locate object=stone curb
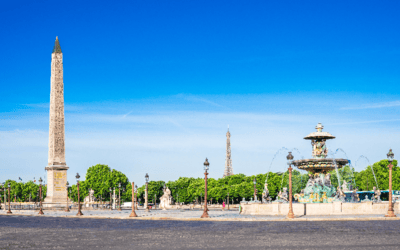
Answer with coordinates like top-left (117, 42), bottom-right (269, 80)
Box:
top-left (2, 213), bottom-right (400, 222)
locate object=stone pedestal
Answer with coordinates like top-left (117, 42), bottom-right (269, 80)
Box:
top-left (44, 166), bottom-right (68, 203)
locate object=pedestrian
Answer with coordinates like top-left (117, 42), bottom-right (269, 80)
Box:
top-left (222, 201), bottom-right (225, 211)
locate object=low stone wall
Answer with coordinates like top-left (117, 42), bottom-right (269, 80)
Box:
top-left (241, 202), bottom-right (400, 216)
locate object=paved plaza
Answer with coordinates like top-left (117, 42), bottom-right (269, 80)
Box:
top-left (1, 208), bottom-right (399, 221)
top-left (1, 213), bottom-right (400, 250)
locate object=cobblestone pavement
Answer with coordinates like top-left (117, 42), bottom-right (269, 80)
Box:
top-left (1, 214), bottom-right (400, 250)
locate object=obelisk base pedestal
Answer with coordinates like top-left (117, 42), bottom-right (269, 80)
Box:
top-left (44, 165), bottom-right (69, 205)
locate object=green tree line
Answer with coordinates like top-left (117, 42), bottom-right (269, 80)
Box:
top-left (1, 159), bottom-right (398, 203)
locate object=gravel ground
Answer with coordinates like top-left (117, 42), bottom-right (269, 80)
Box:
top-left (0, 208), bottom-right (397, 221)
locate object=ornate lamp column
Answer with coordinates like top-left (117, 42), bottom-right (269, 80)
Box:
top-left (65, 181), bottom-right (70, 212)
top-left (253, 178), bottom-right (257, 201)
top-left (201, 158), bottom-right (210, 218)
top-left (227, 190), bottom-right (230, 210)
top-left (385, 149), bottom-right (396, 217)
top-left (287, 152), bottom-right (295, 219)
top-left (38, 178), bottom-right (44, 215)
top-left (129, 182), bottom-right (137, 217)
top-left (135, 185), bottom-right (138, 210)
top-left (7, 183), bottom-right (12, 214)
top-left (109, 187), bottom-right (112, 210)
top-left (118, 183), bottom-right (122, 211)
top-left (76, 173), bottom-right (83, 216)
top-left (145, 173), bottom-right (149, 212)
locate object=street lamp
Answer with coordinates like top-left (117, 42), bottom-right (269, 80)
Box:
top-left (118, 183), bottom-right (122, 211)
top-left (201, 158), bottom-right (210, 218)
top-left (109, 187), bottom-right (112, 210)
top-left (38, 177), bottom-right (44, 215)
top-left (76, 173), bottom-right (83, 216)
top-left (65, 181), bottom-right (70, 212)
top-left (227, 188), bottom-right (230, 210)
top-left (385, 149), bottom-right (396, 217)
top-left (135, 185), bottom-right (138, 210)
top-left (129, 182), bottom-right (137, 217)
top-left (7, 182), bottom-right (11, 214)
top-left (287, 151), bottom-right (295, 219)
top-left (145, 173), bottom-right (149, 212)
top-left (253, 178), bottom-right (257, 201)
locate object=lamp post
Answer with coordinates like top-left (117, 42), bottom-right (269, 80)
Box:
top-left (109, 187), bottom-right (112, 210)
top-left (7, 183), bottom-right (11, 214)
top-left (76, 173), bottom-right (83, 216)
top-left (287, 152), bottom-right (295, 219)
top-left (118, 183), bottom-right (122, 211)
top-left (145, 173), bottom-right (149, 212)
top-left (253, 178), bottom-right (257, 201)
top-left (65, 181), bottom-right (70, 212)
top-left (201, 158), bottom-right (210, 218)
top-left (227, 190), bottom-right (230, 210)
top-left (38, 177), bottom-right (44, 215)
top-left (135, 185), bottom-right (138, 210)
top-left (385, 149), bottom-right (396, 217)
top-left (3, 184), bottom-right (6, 211)
top-left (129, 182), bottom-right (137, 217)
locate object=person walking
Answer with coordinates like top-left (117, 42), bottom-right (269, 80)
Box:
top-left (222, 201), bottom-right (225, 211)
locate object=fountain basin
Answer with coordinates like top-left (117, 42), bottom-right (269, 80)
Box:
top-left (293, 158), bottom-right (348, 174)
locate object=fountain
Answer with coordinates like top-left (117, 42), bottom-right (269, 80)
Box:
top-left (292, 123), bottom-right (349, 203)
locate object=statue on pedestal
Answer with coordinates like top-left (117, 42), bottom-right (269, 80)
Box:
top-left (84, 189), bottom-right (97, 203)
top-left (159, 186), bottom-right (173, 210)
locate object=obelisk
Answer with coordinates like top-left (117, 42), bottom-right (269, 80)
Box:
top-left (44, 37), bottom-right (69, 203)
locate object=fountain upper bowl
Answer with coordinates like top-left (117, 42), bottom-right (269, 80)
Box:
top-left (292, 158), bottom-right (349, 174)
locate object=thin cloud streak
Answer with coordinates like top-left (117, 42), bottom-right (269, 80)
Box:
top-left (176, 94), bottom-right (227, 108)
top-left (328, 119), bottom-right (400, 126)
top-left (341, 101), bottom-right (400, 110)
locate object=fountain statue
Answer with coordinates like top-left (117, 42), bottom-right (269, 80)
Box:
top-left (276, 187), bottom-right (288, 202)
top-left (372, 186), bottom-right (381, 203)
top-left (262, 181), bottom-right (271, 203)
top-left (341, 180), bottom-right (349, 192)
top-left (293, 123), bottom-right (349, 203)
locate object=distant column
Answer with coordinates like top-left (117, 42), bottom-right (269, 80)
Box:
top-left (223, 127), bottom-right (234, 177)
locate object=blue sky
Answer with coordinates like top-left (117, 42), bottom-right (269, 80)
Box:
top-left (1, 1), bottom-right (399, 186)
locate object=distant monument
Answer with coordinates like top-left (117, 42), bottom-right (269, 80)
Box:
top-left (84, 189), bottom-right (97, 203)
top-left (159, 186), bottom-right (173, 209)
top-left (223, 126), bottom-right (234, 177)
top-left (44, 37), bottom-right (69, 203)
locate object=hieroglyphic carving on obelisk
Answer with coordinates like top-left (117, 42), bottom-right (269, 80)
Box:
top-left (223, 126), bottom-right (234, 177)
top-left (44, 37), bottom-right (69, 203)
